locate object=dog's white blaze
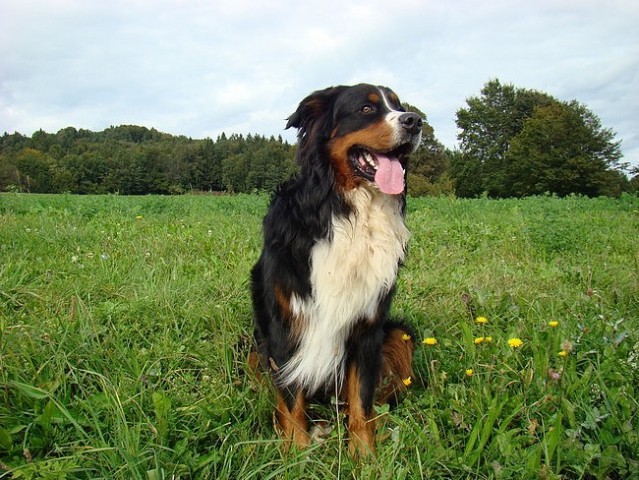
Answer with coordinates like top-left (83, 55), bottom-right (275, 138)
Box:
top-left (377, 87), bottom-right (409, 146)
top-left (377, 87), bottom-right (396, 111)
top-left (279, 188), bottom-right (409, 393)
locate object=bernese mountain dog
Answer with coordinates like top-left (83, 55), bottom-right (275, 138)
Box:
top-left (251, 83), bottom-right (423, 456)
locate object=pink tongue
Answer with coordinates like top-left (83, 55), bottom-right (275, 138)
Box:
top-left (374, 154), bottom-right (405, 194)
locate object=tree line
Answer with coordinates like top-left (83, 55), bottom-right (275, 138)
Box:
top-left (1, 80), bottom-right (636, 197)
top-left (0, 128), bottom-right (298, 195)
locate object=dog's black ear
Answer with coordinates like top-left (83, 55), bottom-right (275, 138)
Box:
top-left (285, 86), bottom-right (348, 131)
top-left (285, 86), bottom-right (349, 170)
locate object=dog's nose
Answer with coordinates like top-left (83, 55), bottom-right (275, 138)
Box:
top-left (399, 112), bottom-right (423, 135)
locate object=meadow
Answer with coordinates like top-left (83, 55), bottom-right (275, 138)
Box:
top-left (0, 192), bottom-right (637, 479)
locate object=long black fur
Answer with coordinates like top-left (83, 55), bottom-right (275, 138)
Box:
top-left (252, 88), bottom-right (355, 406)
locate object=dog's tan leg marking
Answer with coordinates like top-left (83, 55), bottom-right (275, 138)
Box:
top-left (275, 390), bottom-right (310, 450)
top-left (345, 365), bottom-right (376, 458)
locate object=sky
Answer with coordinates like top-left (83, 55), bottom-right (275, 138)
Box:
top-left (1, 0), bottom-right (638, 168)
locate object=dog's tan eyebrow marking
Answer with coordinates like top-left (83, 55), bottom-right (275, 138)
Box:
top-left (367, 93), bottom-right (380, 104)
top-left (377, 88), bottom-right (400, 112)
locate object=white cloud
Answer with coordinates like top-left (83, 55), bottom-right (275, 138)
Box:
top-left (1, 0), bottom-right (637, 166)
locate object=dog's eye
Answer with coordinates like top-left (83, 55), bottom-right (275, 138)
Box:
top-left (360, 105), bottom-right (376, 115)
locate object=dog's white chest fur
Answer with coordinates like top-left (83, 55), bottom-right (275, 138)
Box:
top-left (281, 189), bottom-right (409, 393)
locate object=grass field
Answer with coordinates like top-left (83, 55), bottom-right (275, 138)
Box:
top-left (1, 192), bottom-right (638, 479)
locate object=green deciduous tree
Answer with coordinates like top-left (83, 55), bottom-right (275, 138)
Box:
top-left (629, 167), bottom-right (639, 194)
top-left (13, 148), bottom-right (54, 193)
top-left (453, 79), bottom-right (624, 198)
top-left (505, 102), bottom-right (623, 197)
top-left (403, 103), bottom-right (453, 196)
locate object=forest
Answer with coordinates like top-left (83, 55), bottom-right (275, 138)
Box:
top-left (1, 80), bottom-right (637, 197)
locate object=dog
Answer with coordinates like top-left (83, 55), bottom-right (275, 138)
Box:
top-left (250, 83), bottom-right (422, 456)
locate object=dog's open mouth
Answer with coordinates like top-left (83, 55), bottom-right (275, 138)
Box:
top-left (349, 145), bottom-right (411, 195)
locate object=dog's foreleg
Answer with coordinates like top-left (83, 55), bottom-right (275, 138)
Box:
top-left (274, 388), bottom-right (310, 450)
top-left (344, 328), bottom-right (384, 458)
top-left (345, 364), bottom-right (376, 457)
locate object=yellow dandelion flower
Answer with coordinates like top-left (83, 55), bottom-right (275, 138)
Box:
top-left (485, 336), bottom-right (493, 343)
top-left (474, 337), bottom-right (485, 345)
top-left (422, 337), bottom-right (438, 346)
top-left (558, 350), bottom-right (569, 357)
top-left (548, 320), bottom-right (559, 328)
top-left (401, 333), bottom-right (412, 341)
top-left (136, 215), bottom-right (144, 220)
top-left (402, 376), bottom-right (412, 387)
top-left (475, 316), bottom-right (488, 324)
top-left (465, 369), bottom-right (474, 377)
top-left (508, 337), bottom-right (523, 348)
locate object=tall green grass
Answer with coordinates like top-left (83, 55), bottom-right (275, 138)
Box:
top-left (1, 193), bottom-right (637, 479)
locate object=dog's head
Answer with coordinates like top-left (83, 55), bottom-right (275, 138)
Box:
top-left (287, 84), bottom-right (422, 195)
